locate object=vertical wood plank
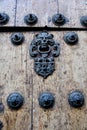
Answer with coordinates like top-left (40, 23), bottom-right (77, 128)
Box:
top-left (32, 31), bottom-right (87, 130)
top-left (0, 33), bottom-right (32, 130)
top-left (16, 0), bottom-right (58, 27)
top-left (0, 31), bottom-right (87, 129)
top-left (0, 0), bottom-right (16, 26)
top-left (57, 0), bottom-right (87, 28)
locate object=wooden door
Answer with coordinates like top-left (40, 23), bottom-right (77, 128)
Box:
top-left (1, 0), bottom-right (87, 28)
top-left (0, 1), bottom-right (87, 130)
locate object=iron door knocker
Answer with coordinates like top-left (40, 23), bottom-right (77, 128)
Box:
top-left (29, 31), bottom-right (60, 78)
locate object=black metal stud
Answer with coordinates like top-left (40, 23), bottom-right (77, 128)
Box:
top-left (38, 92), bottom-right (55, 109)
top-left (11, 33), bottom-right (24, 45)
top-left (0, 13), bottom-right (9, 25)
top-left (24, 13), bottom-right (38, 25)
top-left (68, 91), bottom-right (84, 108)
top-left (63, 32), bottom-right (78, 45)
top-left (7, 92), bottom-right (24, 110)
top-left (52, 13), bottom-right (66, 26)
top-left (0, 121), bottom-right (3, 130)
top-left (80, 16), bottom-right (87, 27)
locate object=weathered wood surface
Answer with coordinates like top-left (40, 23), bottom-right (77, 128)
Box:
top-left (0, 0), bottom-right (16, 26)
top-left (58, 0), bottom-right (87, 28)
top-left (15, 0), bottom-right (87, 28)
top-left (0, 0), bottom-right (87, 28)
top-left (0, 31), bottom-right (87, 130)
top-left (16, 0), bottom-right (57, 27)
top-left (0, 33), bottom-right (33, 130)
top-left (32, 31), bottom-right (87, 130)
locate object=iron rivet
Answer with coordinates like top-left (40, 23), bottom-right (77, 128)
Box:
top-left (80, 16), bottom-right (87, 27)
top-left (7, 92), bottom-right (24, 110)
top-left (52, 13), bottom-right (66, 26)
top-left (68, 91), bottom-right (84, 108)
top-left (63, 32), bottom-right (78, 45)
top-left (24, 14), bottom-right (38, 25)
top-left (0, 121), bottom-right (3, 129)
top-left (11, 33), bottom-right (24, 45)
top-left (38, 92), bottom-right (55, 109)
top-left (0, 13), bottom-right (9, 25)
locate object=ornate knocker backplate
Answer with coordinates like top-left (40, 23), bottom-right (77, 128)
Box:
top-left (29, 31), bottom-right (60, 78)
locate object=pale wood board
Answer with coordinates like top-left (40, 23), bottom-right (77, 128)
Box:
top-left (0, 0), bottom-right (87, 28)
top-left (0, 31), bottom-right (87, 130)
top-left (16, 0), bottom-right (87, 28)
top-left (57, 0), bottom-right (87, 28)
top-left (16, 0), bottom-right (58, 27)
top-left (0, 0), bottom-right (16, 26)
top-left (31, 31), bottom-right (87, 130)
top-left (0, 33), bottom-right (33, 130)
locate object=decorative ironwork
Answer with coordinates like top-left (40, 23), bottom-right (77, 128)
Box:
top-left (29, 31), bottom-right (60, 78)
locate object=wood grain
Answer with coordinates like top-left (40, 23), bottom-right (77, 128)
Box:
top-left (15, 0), bottom-right (87, 28)
top-left (31, 31), bottom-right (87, 130)
top-left (0, 33), bottom-right (33, 130)
top-left (16, 0), bottom-right (58, 27)
top-left (0, 31), bottom-right (87, 130)
top-left (0, 0), bottom-right (16, 26)
top-left (0, 0), bottom-right (87, 28)
top-left (57, 0), bottom-right (87, 28)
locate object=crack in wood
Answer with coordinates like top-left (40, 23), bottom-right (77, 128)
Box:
top-left (14, 0), bottom-right (17, 26)
top-left (57, 0), bottom-right (59, 13)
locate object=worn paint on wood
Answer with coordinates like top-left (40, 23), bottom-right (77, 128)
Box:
top-left (0, 32), bottom-right (87, 130)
